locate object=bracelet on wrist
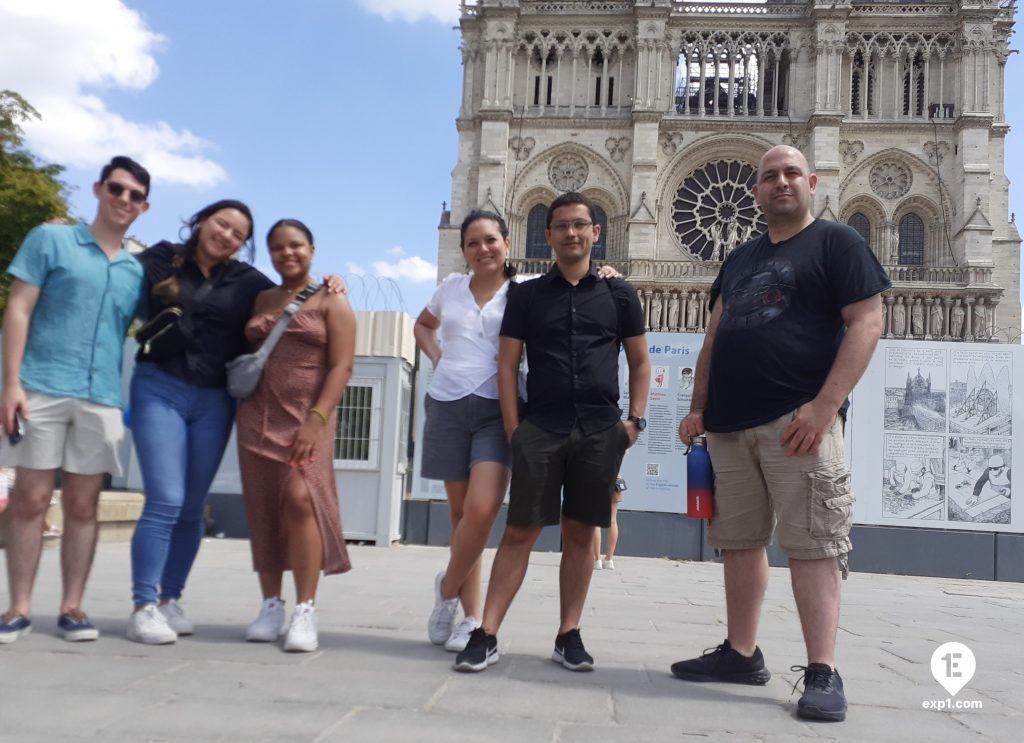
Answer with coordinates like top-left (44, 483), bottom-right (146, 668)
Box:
top-left (310, 407), bottom-right (328, 425)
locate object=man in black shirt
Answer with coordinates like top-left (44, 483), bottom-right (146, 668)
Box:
top-left (673, 146), bottom-right (889, 722)
top-left (454, 192), bottom-right (650, 673)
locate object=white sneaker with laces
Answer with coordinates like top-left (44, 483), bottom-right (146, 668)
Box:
top-left (445, 616), bottom-right (480, 652)
top-left (603, 559), bottom-right (615, 570)
top-left (246, 597), bottom-right (287, 642)
top-left (127, 604), bottom-right (177, 645)
top-left (284, 601), bottom-right (318, 652)
top-left (428, 571), bottom-right (460, 645)
top-left (159, 599), bottom-right (194, 635)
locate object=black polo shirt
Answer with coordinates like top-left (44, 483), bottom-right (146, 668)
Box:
top-left (500, 265), bottom-right (646, 435)
top-left (137, 242), bottom-right (274, 388)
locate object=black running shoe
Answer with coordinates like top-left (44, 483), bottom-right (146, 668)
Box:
top-left (552, 628), bottom-right (594, 671)
top-left (670, 639), bottom-right (771, 685)
top-left (793, 663), bottom-right (847, 722)
top-left (454, 627), bottom-right (498, 672)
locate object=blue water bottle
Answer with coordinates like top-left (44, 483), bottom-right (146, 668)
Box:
top-left (686, 435), bottom-right (714, 519)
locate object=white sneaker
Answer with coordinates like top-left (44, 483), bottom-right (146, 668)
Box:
top-left (284, 601), bottom-right (318, 652)
top-left (428, 571), bottom-right (460, 645)
top-left (603, 559), bottom-right (615, 570)
top-left (245, 597), bottom-right (287, 642)
top-left (445, 616), bottom-right (480, 653)
top-left (593, 559), bottom-right (603, 571)
top-left (127, 604), bottom-right (177, 645)
top-left (159, 600), bottom-right (194, 635)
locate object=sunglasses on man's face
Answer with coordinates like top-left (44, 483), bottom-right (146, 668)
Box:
top-left (105, 180), bottom-right (147, 204)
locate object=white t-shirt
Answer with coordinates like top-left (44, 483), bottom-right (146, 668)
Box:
top-left (425, 273), bottom-right (513, 401)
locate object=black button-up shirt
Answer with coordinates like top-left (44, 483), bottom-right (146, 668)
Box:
top-left (137, 242), bottom-right (274, 388)
top-left (500, 265), bottom-right (646, 435)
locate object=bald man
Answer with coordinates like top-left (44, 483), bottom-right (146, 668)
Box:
top-left (674, 146), bottom-right (890, 722)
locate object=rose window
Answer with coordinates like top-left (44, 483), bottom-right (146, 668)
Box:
top-left (672, 160), bottom-right (765, 261)
top-left (869, 162), bottom-right (912, 200)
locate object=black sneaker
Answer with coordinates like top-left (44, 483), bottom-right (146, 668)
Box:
top-left (552, 628), bottom-right (594, 671)
top-left (793, 663), bottom-right (847, 722)
top-left (670, 639), bottom-right (771, 685)
top-left (454, 627), bottom-right (498, 672)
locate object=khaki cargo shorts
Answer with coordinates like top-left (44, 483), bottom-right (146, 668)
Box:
top-left (706, 410), bottom-right (853, 571)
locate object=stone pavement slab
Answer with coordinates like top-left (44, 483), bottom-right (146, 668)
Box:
top-left (0, 540), bottom-right (1021, 742)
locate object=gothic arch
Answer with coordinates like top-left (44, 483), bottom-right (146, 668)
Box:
top-left (839, 194), bottom-right (887, 262)
top-left (839, 147), bottom-right (951, 220)
top-left (510, 141), bottom-right (629, 217)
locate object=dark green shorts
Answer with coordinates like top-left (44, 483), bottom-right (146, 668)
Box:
top-left (507, 419), bottom-right (629, 528)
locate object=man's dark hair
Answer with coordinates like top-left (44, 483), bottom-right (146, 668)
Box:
top-left (546, 191), bottom-right (597, 229)
top-left (99, 156), bottom-right (151, 197)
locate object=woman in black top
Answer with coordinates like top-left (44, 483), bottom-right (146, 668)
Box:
top-left (124, 200), bottom-right (333, 645)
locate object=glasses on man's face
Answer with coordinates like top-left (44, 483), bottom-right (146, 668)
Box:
top-left (989, 465), bottom-right (1005, 471)
top-left (550, 220), bottom-right (593, 234)
top-left (105, 180), bottom-right (147, 204)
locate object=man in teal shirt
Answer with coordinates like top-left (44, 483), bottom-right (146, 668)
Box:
top-left (0, 156), bottom-right (150, 644)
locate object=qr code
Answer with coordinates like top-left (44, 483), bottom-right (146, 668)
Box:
top-left (645, 463), bottom-right (660, 477)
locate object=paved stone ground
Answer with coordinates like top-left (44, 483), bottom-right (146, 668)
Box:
top-left (0, 540), bottom-right (1021, 742)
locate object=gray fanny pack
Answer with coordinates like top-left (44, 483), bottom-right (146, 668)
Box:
top-left (226, 283), bottom-right (319, 399)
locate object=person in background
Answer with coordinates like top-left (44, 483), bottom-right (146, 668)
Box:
top-left (237, 219), bottom-right (356, 653)
top-left (593, 474), bottom-right (624, 570)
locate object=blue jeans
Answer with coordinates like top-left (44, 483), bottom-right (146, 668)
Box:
top-left (129, 363), bottom-right (236, 606)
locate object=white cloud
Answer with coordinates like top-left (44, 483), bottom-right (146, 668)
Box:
top-left (349, 249), bottom-right (438, 284)
top-left (0, 0), bottom-right (226, 187)
top-left (354, 0), bottom-right (458, 24)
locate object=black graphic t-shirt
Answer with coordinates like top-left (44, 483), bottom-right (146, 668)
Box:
top-left (705, 219), bottom-right (890, 432)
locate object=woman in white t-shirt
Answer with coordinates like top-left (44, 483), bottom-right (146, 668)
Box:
top-left (416, 210), bottom-right (518, 653)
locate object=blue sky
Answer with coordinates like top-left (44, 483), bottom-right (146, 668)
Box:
top-left (2, 0), bottom-right (1022, 314)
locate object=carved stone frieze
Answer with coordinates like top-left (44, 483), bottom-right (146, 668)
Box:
top-left (605, 137), bottom-right (631, 163)
top-left (510, 136), bottom-right (536, 162)
top-left (840, 140), bottom-right (864, 167)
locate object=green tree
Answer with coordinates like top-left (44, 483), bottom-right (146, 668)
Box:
top-left (0, 90), bottom-right (70, 309)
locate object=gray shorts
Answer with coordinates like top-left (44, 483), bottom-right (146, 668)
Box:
top-left (420, 394), bottom-right (511, 481)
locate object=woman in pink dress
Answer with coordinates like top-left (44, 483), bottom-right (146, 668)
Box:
top-left (236, 219), bottom-right (356, 652)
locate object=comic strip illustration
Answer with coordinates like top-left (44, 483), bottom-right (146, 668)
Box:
top-left (949, 350), bottom-right (1012, 436)
top-left (882, 434), bottom-right (946, 520)
top-left (947, 437), bottom-right (1011, 524)
top-left (883, 347), bottom-right (946, 432)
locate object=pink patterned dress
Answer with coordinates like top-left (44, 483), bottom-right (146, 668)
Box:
top-left (236, 308), bottom-right (351, 575)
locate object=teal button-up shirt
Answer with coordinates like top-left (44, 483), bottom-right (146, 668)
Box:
top-left (7, 223), bottom-right (143, 408)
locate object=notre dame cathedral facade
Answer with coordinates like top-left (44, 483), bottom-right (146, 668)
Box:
top-left (437, 0), bottom-right (1020, 342)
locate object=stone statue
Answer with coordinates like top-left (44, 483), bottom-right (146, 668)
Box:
top-left (892, 300), bottom-right (907, 336)
top-left (667, 293), bottom-right (680, 330)
top-left (973, 303), bottom-right (986, 338)
top-left (724, 221), bottom-right (741, 256)
top-left (911, 299), bottom-right (924, 336)
top-left (890, 226), bottom-right (900, 262)
top-left (929, 301), bottom-right (944, 337)
top-left (881, 302), bottom-right (888, 335)
top-left (686, 293), bottom-right (701, 330)
top-left (951, 302), bottom-right (965, 338)
top-left (650, 292), bottom-right (664, 330)
top-left (710, 225), bottom-right (725, 261)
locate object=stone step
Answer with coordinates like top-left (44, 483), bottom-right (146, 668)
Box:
top-left (0, 490), bottom-right (144, 549)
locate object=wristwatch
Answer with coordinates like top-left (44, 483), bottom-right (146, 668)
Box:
top-left (627, 415), bottom-right (647, 431)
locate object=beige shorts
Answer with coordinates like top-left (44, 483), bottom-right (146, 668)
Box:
top-left (706, 410), bottom-right (853, 565)
top-left (0, 392), bottom-right (125, 476)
